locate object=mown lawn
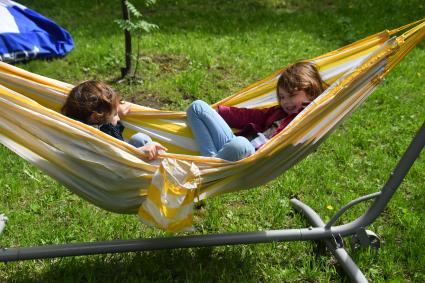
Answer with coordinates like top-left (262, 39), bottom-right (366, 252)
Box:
top-left (0, 0), bottom-right (424, 281)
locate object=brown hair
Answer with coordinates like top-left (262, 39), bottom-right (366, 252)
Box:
top-left (277, 61), bottom-right (326, 100)
top-left (61, 80), bottom-right (120, 125)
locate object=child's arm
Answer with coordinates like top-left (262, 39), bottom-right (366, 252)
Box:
top-left (217, 105), bottom-right (271, 129)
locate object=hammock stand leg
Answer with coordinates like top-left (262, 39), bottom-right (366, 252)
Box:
top-left (292, 121), bottom-right (424, 282)
top-left (0, 122), bottom-right (423, 282)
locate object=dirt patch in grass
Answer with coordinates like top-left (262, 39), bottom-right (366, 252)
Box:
top-left (130, 90), bottom-right (174, 110)
top-left (140, 53), bottom-right (190, 75)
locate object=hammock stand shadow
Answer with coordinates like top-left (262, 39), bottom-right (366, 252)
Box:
top-left (1, 121), bottom-right (423, 283)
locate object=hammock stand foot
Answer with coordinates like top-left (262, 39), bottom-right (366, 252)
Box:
top-left (350, 229), bottom-right (381, 251)
top-left (290, 198), bottom-right (369, 283)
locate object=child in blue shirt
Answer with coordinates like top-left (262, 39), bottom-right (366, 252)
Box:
top-left (62, 80), bottom-right (166, 160)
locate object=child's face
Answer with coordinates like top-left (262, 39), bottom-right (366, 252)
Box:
top-left (278, 87), bottom-right (311, 114)
top-left (107, 106), bottom-right (120, 126)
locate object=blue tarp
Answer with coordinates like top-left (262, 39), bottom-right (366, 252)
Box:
top-left (0, 0), bottom-right (74, 63)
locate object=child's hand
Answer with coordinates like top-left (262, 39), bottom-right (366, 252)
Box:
top-left (140, 143), bottom-right (168, 160)
top-left (118, 102), bottom-right (131, 118)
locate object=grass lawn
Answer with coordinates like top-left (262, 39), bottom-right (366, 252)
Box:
top-left (1, 0), bottom-right (424, 281)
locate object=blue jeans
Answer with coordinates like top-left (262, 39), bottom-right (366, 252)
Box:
top-left (128, 133), bottom-right (153, 148)
top-left (186, 100), bottom-right (255, 161)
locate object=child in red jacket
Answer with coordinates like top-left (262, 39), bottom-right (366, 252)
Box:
top-left (186, 62), bottom-right (326, 161)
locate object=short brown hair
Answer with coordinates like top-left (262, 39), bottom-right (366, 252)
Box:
top-left (277, 62), bottom-right (326, 100)
top-left (61, 80), bottom-right (120, 125)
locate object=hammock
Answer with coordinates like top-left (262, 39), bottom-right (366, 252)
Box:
top-left (0, 19), bottom-right (424, 232)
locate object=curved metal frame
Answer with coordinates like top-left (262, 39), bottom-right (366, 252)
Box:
top-left (1, 121), bottom-right (424, 283)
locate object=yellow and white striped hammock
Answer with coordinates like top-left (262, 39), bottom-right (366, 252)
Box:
top-left (0, 19), bottom-right (424, 232)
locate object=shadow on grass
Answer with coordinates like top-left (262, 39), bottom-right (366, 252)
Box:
top-left (11, 247), bottom-right (269, 282)
top-left (151, 0), bottom-right (424, 42)
top-left (21, 0), bottom-right (425, 49)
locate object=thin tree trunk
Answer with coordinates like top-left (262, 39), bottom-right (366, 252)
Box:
top-left (121, 0), bottom-right (133, 78)
top-left (133, 36), bottom-right (141, 78)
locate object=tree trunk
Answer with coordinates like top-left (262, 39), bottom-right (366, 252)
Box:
top-left (121, 0), bottom-right (133, 78)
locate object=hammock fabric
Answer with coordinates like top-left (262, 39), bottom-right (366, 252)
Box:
top-left (0, 19), bottom-right (424, 231)
top-left (0, 0), bottom-right (74, 63)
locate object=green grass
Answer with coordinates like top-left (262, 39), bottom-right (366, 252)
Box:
top-left (1, 0), bottom-right (424, 281)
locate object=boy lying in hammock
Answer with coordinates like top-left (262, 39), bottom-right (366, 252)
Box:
top-left (62, 80), bottom-right (166, 160)
top-left (186, 61), bottom-right (325, 161)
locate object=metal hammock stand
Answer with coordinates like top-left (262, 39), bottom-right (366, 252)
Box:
top-left (1, 121), bottom-right (424, 282)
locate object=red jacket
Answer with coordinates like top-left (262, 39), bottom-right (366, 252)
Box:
top-left (217, 105), bottom-right (297, 139)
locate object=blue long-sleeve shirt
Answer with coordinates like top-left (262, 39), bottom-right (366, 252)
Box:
top-left (99, 122), bottom-right (125, 141)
